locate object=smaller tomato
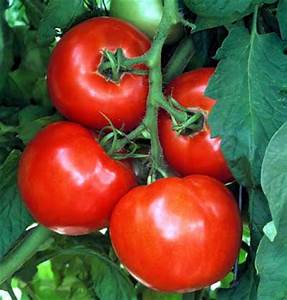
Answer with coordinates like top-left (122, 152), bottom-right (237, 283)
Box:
top-left (18, 122), bottom-right (137, 235)
top-left (110, 175), bottom-right (242, 292)
top-left (158, 68), bottom-right (233, 183)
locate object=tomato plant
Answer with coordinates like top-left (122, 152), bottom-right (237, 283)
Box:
top-left (18, 121), bottom-right (136, 235)
top-left (48, 17), bottom-right (151, 132)
top-left (1, 0), bottom-right (287, 299)
top-left (109, 0), bottom-right (183, 44)
top-left (110, 175), bottom-right (242, 292)
top-left (159, 68), bottom-right (233, 183)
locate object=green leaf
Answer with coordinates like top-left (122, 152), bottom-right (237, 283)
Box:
top-left (38, 0), bottom-right (87, 45)
top-left (0, 2), bottom-right (13, 95)
top-left (20, 32), bottom-right (50, 76)
top-left (50, 248), bottom-right (137, 300)
top-left (89, 254), bottom-right (137, 300)
top-left (0, 106), bottom-right (19, 125)
top-left (7, 69), bottom-right (39, 104)
top-left (256, 213), bottom-right (287, 300)
top-left (22, 0), bottom-right (45, 29)
top-left (261, 122), bottom-right (287, 233)
top-left (36, 260), bottom-right (93, 300)
top-left (207, 24), bottom-right (287, 187)
top-left (32, 78), bottom-right (52, 107)
top-left (248, 188), bottom-right (271, 250)
top-left (0, 150), bottom-right (33, 259)
top-left (184, 0), bottom-right (276, 19)
top-left (277, 0), bottom-right (287, 40)
top-left (5, 0), bottom-right (28, 27)
top-left (194, 16), bottom-right (240, 32)
top-left (3, 29), bottom-right (50, 105)
top-left (18, 105), bottom-right (62, 144)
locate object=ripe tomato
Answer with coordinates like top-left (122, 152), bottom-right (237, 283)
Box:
top-left (109, 0), bottom-right (183, 44)
top-left (18, 122), bottom-right (136, 235)
top-left (47, 17), bottom-right (150, 132)
top-left (158, 68), bottom-right (233, 183)
top-left (110, 175), bottom-right (242, 292)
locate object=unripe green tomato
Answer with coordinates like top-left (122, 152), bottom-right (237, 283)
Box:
top-left (110, 0), bottom-right (183, 44)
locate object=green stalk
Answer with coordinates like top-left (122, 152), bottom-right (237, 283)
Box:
top-left (114, 0), bottom-right (181, 178)
top-left (141, 0), bottom-right (180, 178)
top-left (0, 225), bottom-right (52, 285)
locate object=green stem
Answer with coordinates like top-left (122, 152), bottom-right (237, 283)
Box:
top-left (163, 36), bottom-right (195, 84)
top-left (157, 97), bottom-right (187, 122)
top-left (141, 0), bottom-right (179, 179)
top-left (112, 123), bottom-right (146, 151)
top-left (113, 0), bottom-right (182, 178)
top-left (0, 225), bottom-right (52, 285)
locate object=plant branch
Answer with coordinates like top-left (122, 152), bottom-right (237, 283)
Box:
top-left (112, 0), bottom-right (182, 179)
top-left (0, 225), bottom-right (52, 285)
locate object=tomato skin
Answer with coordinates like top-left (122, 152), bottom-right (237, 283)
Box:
top-left (18, 122), bottom-right (137, 235)
top-left (47, 17), bottom-right (151, 132)
top-left (110, 175), bottom-right (242, 292)
top-left (158, 68), bottom-right (233, 183)
top-left (110, 0), bottom-right (183, 45)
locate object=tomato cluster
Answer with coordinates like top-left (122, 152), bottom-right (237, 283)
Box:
top-left (18, 17), bottom-right (241, 293)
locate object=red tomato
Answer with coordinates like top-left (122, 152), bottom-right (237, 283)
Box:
top-left (47, 17), bottom-right (150, 132)
top-left (110, 175), bottom-right (242, 292)
top-left (18, 122), bottom-right (136, 235)
top-left (158, 68), bottom-right (232, 183)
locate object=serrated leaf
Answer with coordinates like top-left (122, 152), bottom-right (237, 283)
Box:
top-left (207, 24), bottom-right (287, 187)
top-left (277, 0), bottom-right (287, 40)
top-left (261, 122), bottom-right (287, 233)
top-left (37, 0), bottom-right (87, 45)
top-left (0, 150), bottom-right (33, 259)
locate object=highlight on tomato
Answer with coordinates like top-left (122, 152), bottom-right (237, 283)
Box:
top-left (18, 122), bottom-right (137, 236)
top-left (47, 17), bottom-right (151, 132)
top-left (110, 175), bottom-right (242, 292)
top-left (158, 68), bottom-right (233, 183)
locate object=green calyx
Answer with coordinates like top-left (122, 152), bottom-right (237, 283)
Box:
top-left (98, 48), bottom-right (148, 83)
